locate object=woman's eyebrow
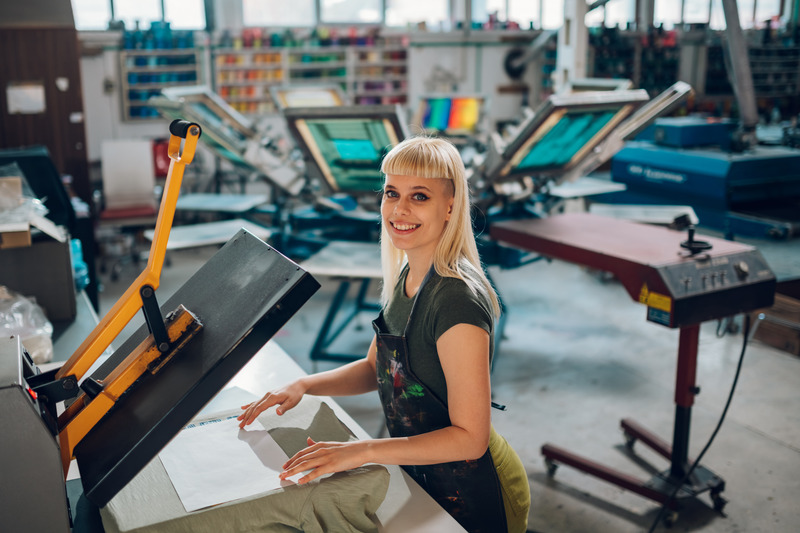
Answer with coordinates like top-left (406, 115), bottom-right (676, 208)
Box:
top-left (383, 184), bottom-right (433, 192)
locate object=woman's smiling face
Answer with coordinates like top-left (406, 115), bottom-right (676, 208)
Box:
top-left (381, 173), bottom-right (454, 261)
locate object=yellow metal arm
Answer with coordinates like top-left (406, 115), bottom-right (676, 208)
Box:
top-left (54, 120), bottom-right (203, 476)
top-left (56, 121), bottom-right (202, 383)
top-left (58, 306), bottom-right (202, 476)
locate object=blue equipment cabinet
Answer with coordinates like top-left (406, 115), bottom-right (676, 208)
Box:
top-left (607, 118), bottom-right (800, 239)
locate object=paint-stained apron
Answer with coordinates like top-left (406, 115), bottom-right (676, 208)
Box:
top-left (372, 270), bottom-right (508, 533)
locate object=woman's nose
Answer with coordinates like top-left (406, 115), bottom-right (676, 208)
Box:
top-left (394, 197), bottom-right (410, 213)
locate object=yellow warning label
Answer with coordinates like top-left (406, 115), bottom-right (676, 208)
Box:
top-left (639, 283), bottom-right (672, 312)
top-left (647, 291), bottom-right (672, 312)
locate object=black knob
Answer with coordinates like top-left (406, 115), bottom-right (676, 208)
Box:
top-left (680, 226), bottom-right (712, 255)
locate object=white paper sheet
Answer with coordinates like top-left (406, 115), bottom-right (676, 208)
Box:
top-left (159, 416), bottom-right (291, 512)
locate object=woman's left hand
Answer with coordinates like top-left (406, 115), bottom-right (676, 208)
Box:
top-left (280, 438), bottom-right (370, 484)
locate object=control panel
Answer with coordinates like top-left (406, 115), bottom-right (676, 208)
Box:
top-left (648, 249), bottom-right (776, 327)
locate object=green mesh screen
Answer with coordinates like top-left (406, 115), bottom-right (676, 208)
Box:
top-left (513, 110), bottom-right (617, 172)
top-left (304, 118), bottom-right (393, 193)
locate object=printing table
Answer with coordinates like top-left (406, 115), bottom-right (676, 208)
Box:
top-left (300, 240), bottom-right (383, 368)
top-left (175, 193), bottom-right (269, 215)
top-left (491, 212), bottom-right (775, 520)
top-left (67, 340), bottom-right (464, 533)
top-left (144, 218), bottom-right (273, 250)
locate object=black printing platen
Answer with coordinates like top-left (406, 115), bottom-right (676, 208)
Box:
top-left (74, 229), bottom-right (320, 507)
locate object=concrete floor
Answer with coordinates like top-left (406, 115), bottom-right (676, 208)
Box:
top-left (95, 225), bottom-right (800, 533)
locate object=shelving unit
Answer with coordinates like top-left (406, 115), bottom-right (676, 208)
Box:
top-left (350, 46), bottom-right (407, 105)
top-left (639, 43), bottom-right (679, 96)
top-left (211, 43), bottom-right (408, 115)
top-left (286, 47), bottom-right (348, 84)
top-left (699, 41), bottom-right (799, 118)
top-left (748, 45), bottom-right (800, 97)
top-left (119, 48), bottom-right (202, 121)
top-left (588, 28), bottom-right (637, 85)
top-left (215, 49), bottom-right (285, 114)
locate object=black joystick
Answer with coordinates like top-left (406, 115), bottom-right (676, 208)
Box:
top-left (680, 226), bottom-right (712, 255)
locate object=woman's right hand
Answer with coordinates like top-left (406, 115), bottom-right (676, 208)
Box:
top-left (237, 379), bottom-right (307, 428)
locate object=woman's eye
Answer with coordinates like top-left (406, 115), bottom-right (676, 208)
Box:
top-left (384, 190), bottom-right (398, 198)
top-left (412, 193), bottom-right (428, 201)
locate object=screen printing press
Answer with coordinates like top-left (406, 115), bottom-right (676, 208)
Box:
top-left (491, 212), bottom-right (776, 520)
top-left (0, 120), bottom-right (465, 532)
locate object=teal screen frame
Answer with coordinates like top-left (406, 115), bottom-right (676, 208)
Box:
top-left (284, 105), bottom-right (408, 195)
top-left (495, 89), bottom-right (651, 182)
top-left (302, 118), bottom-right (392, 192)
top-left (512, 110), bottom-right (618, 172)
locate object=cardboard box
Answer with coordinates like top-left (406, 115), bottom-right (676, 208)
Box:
top-left (0, 177), bottom-right (31, 250)
top-left (751, 279), bottom-right (800, 356)
top-left (0, 221), bottom-right (32, 249)
top-left (0, 234), bottom-right (76, 322)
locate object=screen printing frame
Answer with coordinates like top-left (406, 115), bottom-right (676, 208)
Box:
top-left (410, 93), bottom-right (488, 138)
top-left (282, 104), bottom-right (409, 195)
top-left (271, 84), bottom-right (347, 110)
top-left (558, 81), bottom-right (695, 184)
top-left (562, 77), bottom-right (634, 93)
top-left (150, 85), bottom-right (256, 167)
top-left (485, 89), bottom-right (650, 186)
top-left (151, 85), bottom-right (308, 196)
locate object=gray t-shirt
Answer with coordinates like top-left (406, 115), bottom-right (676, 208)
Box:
top-left (382, 267), bottom-right (494, 405)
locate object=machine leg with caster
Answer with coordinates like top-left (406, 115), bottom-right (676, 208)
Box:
top-left (541, 325), bottom-right (728, 526)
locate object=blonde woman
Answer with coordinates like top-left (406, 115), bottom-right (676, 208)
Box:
top-left (240, 136), bottom-right (530, 532)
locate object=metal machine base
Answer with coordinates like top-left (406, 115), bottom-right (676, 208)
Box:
top-left (542, 418), bottom-right (727, 526)
top-left (541, 326), bottom-right (728, 526)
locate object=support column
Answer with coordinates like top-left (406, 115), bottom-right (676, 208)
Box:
top-left (555, 0), bottom-right (589, 94)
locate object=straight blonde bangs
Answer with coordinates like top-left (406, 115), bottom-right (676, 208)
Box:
top-left (381, 136), bottom-right (463, 182)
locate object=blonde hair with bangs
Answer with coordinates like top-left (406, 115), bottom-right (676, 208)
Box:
top-left (379, 136), bottom-right (500, 316)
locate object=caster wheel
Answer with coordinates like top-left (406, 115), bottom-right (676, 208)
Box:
top-left (544, 458), bottom-right (558, 477)
top-left (711, 492), bottom-right (728, 515)
top-left (662, 510), bottom-right (678, 528)
top-left (623, 431), bottom-right (636, 450)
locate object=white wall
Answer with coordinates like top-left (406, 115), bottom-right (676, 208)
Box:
top-left (407, 31), bottom-right (546, 132)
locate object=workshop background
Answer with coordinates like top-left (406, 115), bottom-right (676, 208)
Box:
top-left (1, 1), bottom-right (800, 532)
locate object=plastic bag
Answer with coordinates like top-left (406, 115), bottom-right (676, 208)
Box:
top-left (0, 162), bottom-right (49, 225)
top-left (0, 285), bottom-right (54, 364)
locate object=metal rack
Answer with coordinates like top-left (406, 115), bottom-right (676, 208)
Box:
top-left (211, 43), bottom-right (408, 114)
top-left (118, 49), bottom-right (202, 121)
